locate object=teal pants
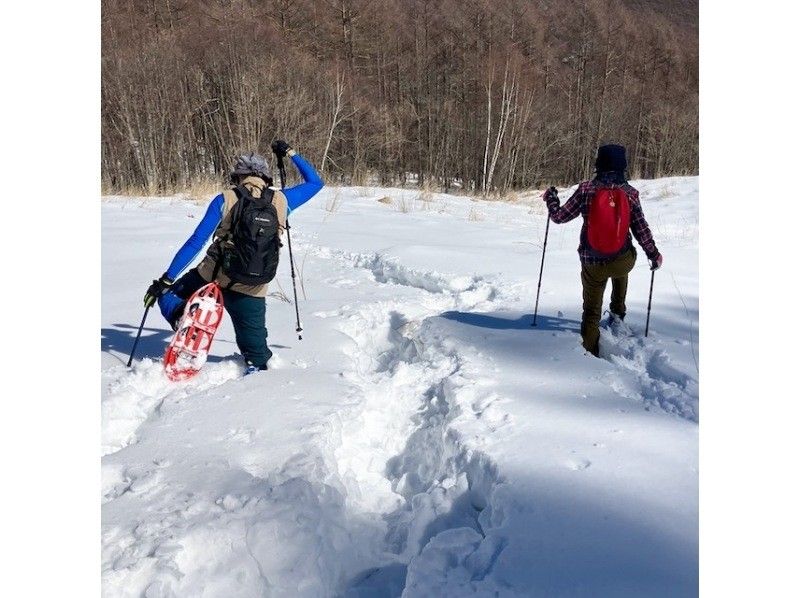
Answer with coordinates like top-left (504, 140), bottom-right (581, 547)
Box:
top-left (164, 268), bottom-right (272, 368)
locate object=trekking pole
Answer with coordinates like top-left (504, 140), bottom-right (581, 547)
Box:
top-left (127, 304), bottom-right (151, 367)
top-left (532, 188), bottom-right (555, 326)
top-left (645, 269), bottom-right (655, 337)
top-left (273, 146), bottom-right (303, 340)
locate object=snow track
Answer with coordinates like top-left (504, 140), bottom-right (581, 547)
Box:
top-left (102, 182), bottom-right (698, 596)
top-left (600, 319), bottom-right (699, 422)
top-left (315, 247), bottom-right (512, 595)
top-left (102, 248), bottom-right (515, 597)
top-left (306, 246), bottom-right (503, 304)
top-left (334, 305), bottom-right (508, 596)
top-left (102, 358), bottom-right (242, 456)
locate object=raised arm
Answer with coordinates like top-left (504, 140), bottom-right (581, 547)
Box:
top-left (282, 151), bottom-right (324, 213)
top-left (544, 183), bottom-right (588, 224)
top-left (164, 194), bottom-right (225, 280)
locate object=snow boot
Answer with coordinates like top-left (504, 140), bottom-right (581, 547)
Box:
top-left (244, 360), bottom-right (268, 375)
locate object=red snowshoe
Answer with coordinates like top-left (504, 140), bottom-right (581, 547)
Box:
top-left (163, 282), bottom-right (224, 381)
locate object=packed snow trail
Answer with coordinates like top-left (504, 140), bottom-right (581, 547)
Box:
top-left (316, 251), bottom-right (516, 596)
top-left (101, 179), bottom-right (698, 596)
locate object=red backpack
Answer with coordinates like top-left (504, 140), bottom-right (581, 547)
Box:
top-left (586, 187), bottom-right (630, 255)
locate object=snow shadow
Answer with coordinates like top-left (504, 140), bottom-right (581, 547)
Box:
top-left (485, 479), bottom-right (696, 596)
top-left (440, 311), bottom-right (580, 333)
top-left (341, 492), bottom-right (485, 597)
top-left (101, 324), bottom-right (172, 361)
top-left (342, 563), bottom-right (408, 598)
top-left (101, 324), bottom-right (227, 364)
top-left (341, 475), bottom-right (697, 597)
top-left (646, 304), bottom-right (698, 351)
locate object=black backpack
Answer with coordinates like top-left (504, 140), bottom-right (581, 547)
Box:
top-left (220, 185), bottom-right (281, 285)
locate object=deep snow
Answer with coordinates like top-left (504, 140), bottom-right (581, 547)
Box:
top-left (101, 178), bottom-right (698, 597)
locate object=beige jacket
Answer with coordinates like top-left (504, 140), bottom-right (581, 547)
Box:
top-left (197, 176), bottom-right (287, 298)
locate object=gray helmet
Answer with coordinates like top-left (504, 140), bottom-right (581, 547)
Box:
top-left (230, 152), bottom-right (270, 180)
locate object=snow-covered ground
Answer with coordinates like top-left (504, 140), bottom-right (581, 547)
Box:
top-left (101, 178), bottom-right (699, 597)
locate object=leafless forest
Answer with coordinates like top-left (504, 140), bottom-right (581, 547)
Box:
top-left (101, 0), bottom-right (698, 195)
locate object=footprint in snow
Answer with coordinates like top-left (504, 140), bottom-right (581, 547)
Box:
top-left (312, 309), bottom-right (343, 319)
top-left (326, 277), bottom-right (359, 289)
top-left (223, 427), bottom-right (255, 444)
top-left (565, 458), bottom-right (592, 471)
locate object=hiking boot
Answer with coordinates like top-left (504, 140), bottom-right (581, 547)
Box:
top-left (244, 360), bottom-right (268, 375)
top-left (605, 311), bottom-right (625, 327)
top-left (605, 311), bottom-right (631, 338)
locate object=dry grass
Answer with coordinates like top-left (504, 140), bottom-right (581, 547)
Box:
top-left (482, 189), bottom-right (522, 203)
top-left (658, 185), bottom-right (678, 199)
top-left (101, 176), bottom-right (224, 202)
top-left (267, 289), bottom-right (292, 303)
top-left (467, 206), bottom-right (486, 222)
top-left (101, 182), bottom-right (160, 198)
top-left (499, 190), bottom-right (521, 203)
top-left (325, 188), bottom-right (343, 213)
top-left (377, 195), bottom-right (394, 205)
top-left (183, 176), bottom-right (224, 203)
top-left (395, 196), bottom-right (415, 213)
top-left (416, 186), bottom-right (435, 203)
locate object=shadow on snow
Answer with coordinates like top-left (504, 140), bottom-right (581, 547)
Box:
top-left (101, 323), bottom-right (229, 365)
top-left (440, 311), bottom-right (581, 333)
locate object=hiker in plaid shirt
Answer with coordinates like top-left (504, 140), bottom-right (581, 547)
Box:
top-left (543, 144), bottom-right (663, 356)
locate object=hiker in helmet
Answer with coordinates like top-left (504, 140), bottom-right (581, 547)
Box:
top-left (143, 140), bottom-right (323, 373)
top-left (543, 144), bottom-right (662, 357)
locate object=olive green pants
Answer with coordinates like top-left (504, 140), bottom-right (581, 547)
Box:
top-left (580, 248), bottom-right (636, 356)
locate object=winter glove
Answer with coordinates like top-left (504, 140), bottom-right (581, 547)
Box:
top-left (271, 139), bottom-right (292, 159)
top-left (144, 274), bottom-right (174, 307)
top-left (542, 186), bottom-right (558, 203)
top-left (649, 253), bottom-right (663, 271)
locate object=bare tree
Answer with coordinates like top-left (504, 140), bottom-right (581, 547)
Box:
top-left (101, 0), bottom-right (698, 194)
top-left (320, 69), bottom-right (343, 172)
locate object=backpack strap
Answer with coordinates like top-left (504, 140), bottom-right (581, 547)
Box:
top-left (229, 186), bottom-right (246, 235)
top-left (258, 187), bottom-right (275, 205)
top-left (211, 186), bottom-right (244, 283)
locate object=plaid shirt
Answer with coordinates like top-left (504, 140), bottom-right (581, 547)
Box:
top-left (546, 180), bottom-right (659, 265)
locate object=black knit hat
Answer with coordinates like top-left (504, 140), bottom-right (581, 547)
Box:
top-left (595, 144), bottom-right (627, 173)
